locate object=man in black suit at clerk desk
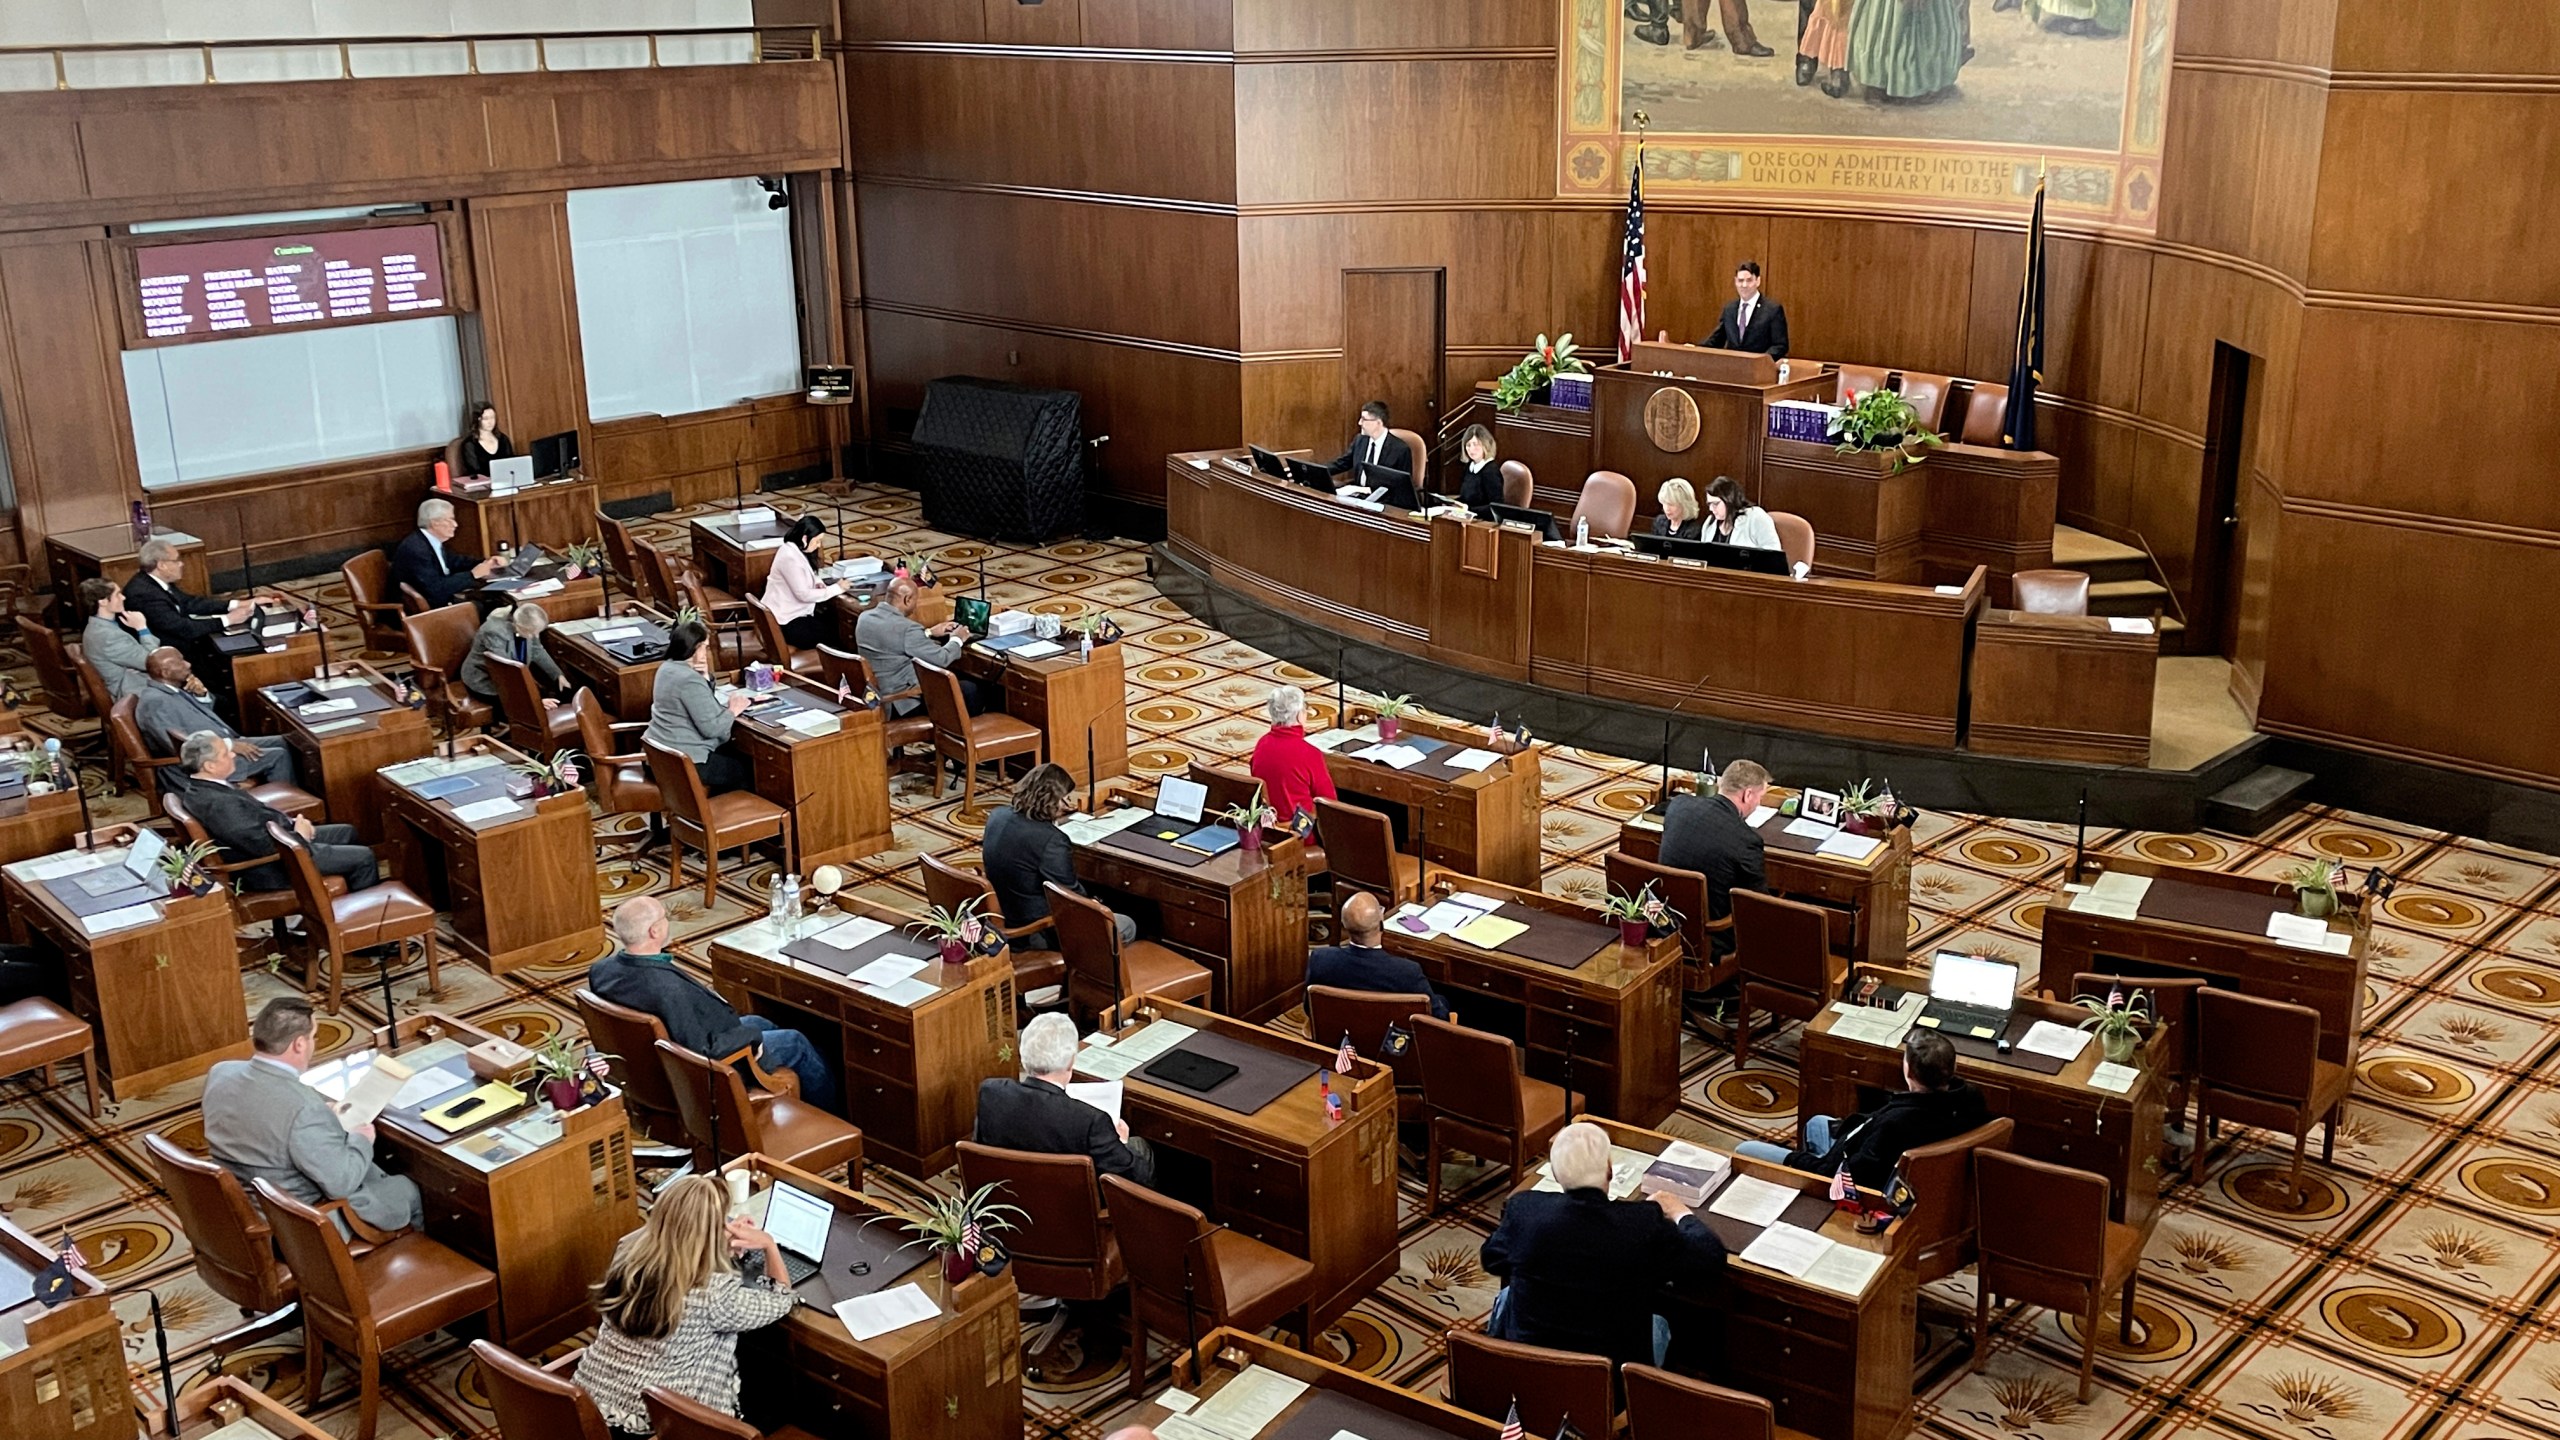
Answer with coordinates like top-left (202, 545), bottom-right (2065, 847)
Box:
top-left (1699, 259), bottom-right (1790, 359)
top-left (1324, 400), bottom-right (1418, 510)
top-left (1657, 758), bottom-right (1773, 957)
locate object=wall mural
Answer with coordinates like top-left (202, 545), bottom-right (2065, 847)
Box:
top-left (1560, 0), bottom-right (2174, 230)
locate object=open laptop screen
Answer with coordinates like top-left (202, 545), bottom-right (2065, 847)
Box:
top-left (763, 1182), bottom-right (834, 1262)
top-left (1928, 953), bottom-right (2018, 1010)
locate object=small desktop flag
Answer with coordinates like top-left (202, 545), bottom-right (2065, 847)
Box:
top-left (1553, 1416), bottom-right (1585, 1440)
top-left (1337, 1032), bottom-right (1358, 1074)
top-left (1499, 1399), bottom-right (1525, 1440)
top-left (835, 673), bottom-right (852, 706)
top-left (34, 1230), bottom-right (80, 1306)
top-left (1831, 1164), bottom-right (1856, 1203)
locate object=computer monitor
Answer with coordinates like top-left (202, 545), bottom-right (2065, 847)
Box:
top-left (1489, 503), bottom-right (1559, 541)
top-left (1702, 540), bottom-right (1790, 575)
top-left (1629, 532), bottom-right (1670, 557)
top-left (488, 454), bottom-right (535, 487)
top-left (1357, 461), bottom-right (1415, 510)
top-left (1928, 953), bottom-right (2019, 1010)
top-left (530, 430), bottom-right (580, 480)
top-left (1247, 444), bottom-right (1289, 479)
top-left (1283, 458), bottom-right (1336, 492)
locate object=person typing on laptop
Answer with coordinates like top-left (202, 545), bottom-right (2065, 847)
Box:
top-left (1323, 400), bottom-right (1415, 506)
top-left (576, 1174), bottom-right (794, 1440)
top-left (1733, 1030), bottom-right (1987, 1189)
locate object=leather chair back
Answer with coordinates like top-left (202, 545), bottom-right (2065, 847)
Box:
top-left (594, 512), bottom-right (642, 589)
top-left (70, 649), bottom-right (115, 727)
top-left (1623, 1365), bottom-right (1775, 1440)
top-left (571, 691), bottom-right (659, 817)
top-left (1186, 760), bottom-right (1262, 818)
top-left (1895, 1116), bottom-right (2014, 1285)
top-left (2070, 972), bottom-right (2204, 1085)
top-left (921, 852), bottom-right (999, 919)
top-left (956, 1141), bottom-right (1123, 1303)
top-left (2196, 988), bottom-right (2322, 1124)
top-left (472, 1339), bottom-right (614, 1440)
top-left (107, 692), bottom-right (179, 796)
top-left (265, 822), bottom-right (353, 954)
top-left (484, 654), bottom-right (552, 754)
top-left (574, 987), bottom-right (685, 1148)
top-left (19, 617), bottom-right (91, 720)
top-left (1960, 382), bottom-right (2011, 446)
top-left (642, 737), bottom-right (716, 837)
top-left (745, 594), bottom-right (796, 664)
top-left (1835, 364), bottom-right (1889, 400)
top-left (1314, 797), bottom-right (1399, 899)
top-left (1975, 1149), bottom-right (2112, 1318)
top-left (341, 550), bottom-right (410, 651)
top-left (1733, 888), bottom-right (1832, 995)
top-left (1390, 428), bottom-right (1430, 490)
top-left (1411, 1013), bottom-right (1524, 1135)
top-left (1500, 460), bottom-right (1535, 508)
top-left (1572, 471), bottom-right (1638, 540)
top-left (1446, 1329), bottom-right (1616, 1439)
top-left (655, 1037), bottom-right (764, 1167)
top-left (1769, 511), bottom-right (1816, 572)
top-left (2011, 569), bottom-right (2091, 616)
top-left (443, 437), bottom-right (466, 479)
top-left (1095, 1173), bottom-right (1232, 1318)
top-left (147, 1133), bottom-right (292, 1318)
top-left (641, 1387), bottom-right (761, 1440)
top-left (815, 643), bottom-right (865, 694)
top-left (253, 1179), bottom-right (370, 1347)
top-left (402, 603), bottom-right (481, 714)
top-left (1896, 372), bottom-right (1954, 431)
top-left (1605, 850), bottom-right (1714, 989)
top-left (1045, 880), bottom-right (1128, 1023)
top-left (913, 658), bottom-right (972, 752)
top-left (1305, 985), bottom-right (1429, 1116)
top-left (632, 542), bottom-right (682, 611)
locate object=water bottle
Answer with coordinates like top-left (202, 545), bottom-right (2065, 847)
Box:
top-left (780, 872), bottom-right (802, 939)
top-left (767, 875), bottom-right (789, 930)
top-left (1777, 359), bottom-right (1792, 384)
top-left (1573, 515), bottom-right (1590, 549)
top-left (1080, 629), bottom-right (1093, 664)
top-left (41, 737), bottom-right (65, 787)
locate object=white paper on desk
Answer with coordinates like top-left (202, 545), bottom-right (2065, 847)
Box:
top-left (1352, 743), bottom-right (1425, 770)
top-left (307, 718), bottom-right (366, 735)
top-left (1303, 728), bottom-right (1359, 752)
top-left (517, 579), bottom-right (564, 598)
top-left (258, 621), bottom-right (297, 638)
top-left (1740, 1222), bottom-right (1835, 1278)
top-left (1414, 900), bottom-right (1482, 936)
top-left (9, 848), bottom-right (118, 881)
top-left (1065, 1080), bottom-right (1124, 1122)
top-left (834, 1283), bottom-right (939, 1341)
top-left (392, 1065), bottom-right (471, 1110)
top-left (590, 625), bottom-right (645, 643)
top-left (81, 902), bottom-right (158, 936)
top-left (778, 710), bottom-right (840, 736)
top-left (2088, 1061), bottom-right (2140, 1094)
top-left (1113, 1020), bottom-right (1197, 1063)
top-left (333, 1054), bottom-right (413, 1129)
top-left (2018, 1020), bottom-right (2093, 1062)
top-left (1154, 1388), bottom-right (1200, 1414)
top-left (2070, 870), bottom-right (2153, 918)
top-left (1447, 747), bottom-right (1503, 772)
top-left (2107, 617), bottom-right (2155, 635)
top-left (1189, 1364), bottom-right (1311, 1440)
top-left (1658, 1139), bottom-right (1728, 1172)
top-left (729, 506), bottom-right (777, 526)
top-left (1075, 1046), bottom-right (1142, 1081)
top-left (849, 955), bottom-right (929, 989)
top-left (310, 675), bottom-right (371, 692)
top-left (1783, 817), bottom-right (1840, 841)
top-left (863, 976), bottom-right (939, 1009)
top-left (1816, 832), bottom-right (1883, 862)
top-left (1010, 640), bottom-right (1067, 660)
top-left (1448, 891), bottom-right (1507, 914)
top-left (2319, 930), bottom-right (2354, 954)
top-left (1801, 1244), bottom-right (1888, 1297)
top-left (1746, 806), bottom-right (1779, 828)
top-left (1154, 1420), bottom-right (1228, 1440)
top-left (1707, 1174), bottom-right (1797, 1227)
top-left (746, 538), bottom-right (786, 552)
top-left (297, 697), bottom-right (359, 717)
top-left (450, 797), bottom-right (525, 825)
top-left (2265, 912), bottom-right (2334, 948)
top-left (812, 915), bottom-right (892, 950)
top-left (1827, 997), bottom-right (1922, 1049)
top-left (1061, 808), bottom-right (1152, 846)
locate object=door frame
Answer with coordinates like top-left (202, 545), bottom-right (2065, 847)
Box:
top-left (1339, 266), bottom-right (1447, 437)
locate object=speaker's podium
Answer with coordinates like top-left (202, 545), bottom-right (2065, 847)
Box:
top-left (1589, 341), bottom-right (1830, 496)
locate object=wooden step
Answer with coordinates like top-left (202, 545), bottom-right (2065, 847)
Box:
top-left (2051, 526), bottom-right (2153, 585)
top-left (2203, 765), bottom-right (2315, 836)
top-left (2085, 578), bottom-right (2169, 618)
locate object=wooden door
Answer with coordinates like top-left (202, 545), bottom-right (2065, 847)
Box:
top-left (1341, 267), bottom-right (1446, 444)
top-left (2192, 342), bottom-right (2252, 659)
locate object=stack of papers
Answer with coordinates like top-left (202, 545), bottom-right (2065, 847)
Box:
top-left (1825, 992), bottom-right (1924, 1048)
top-left (849, 954), bottom-right (928, 990)
top-left (2068, 870), bottom-right (2153, 918)
top-left (1010, 640), bottom-right (1067, 660)
top-left (1075, 1019), bottom-right (1196, 1081)
top-left (1707, 1174), bottom-right (1798, 1226)
top-left (2265, 912), bottom-right (2347, 951)
top-left (1816, 832), bottom-right (1884, 862)
top-left (8, 849), bottom-right (120, 883)
top-left (807, 915), bottom-right (892, 950)
top-left (777, 710), bottom-right (841, 736)
top-left (589, 625), bottom-right (646, 643)
top-left (82, 901), bottom-right (160, 936)
top-left (2087, 1061), bottom-right (2141, 1093)
top-left (835, 1284), bottom-right (939, 1341)
top-left (1060, 808), bottom-right (1151, 846)
top-left (1745, 805), bottom-right (1780, 828)
top-left (450, 797), bottom-right (526, 826)
top-left (1783, 816), bottom-right (1840, 841)
top-left (1387, 899), bottom-right (1484, 939)
top-left (2017, 1020), bottom-right (2093, 1062)
top-left (1446, 747), bottom-right (1504, 772)
top-left (1185, 1365), bottom-right (1310, 1440)
top-left (1450, 914), bottom-right (1529, 950)
top-left (1350, 742), bottom-right (1427, 770)
top-left (1739, 1222), bottom-right (1833, 1277)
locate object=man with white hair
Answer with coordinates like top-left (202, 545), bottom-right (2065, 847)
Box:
top-left (125, 536), bottom-right (285, 710)
top-left (586, 895), bottom-right (840, 1116)
top-left (972, 1012), bottom-right (1153, 1188)
top-left (391, 496), bottom-right (499, 608)
top-left (1479, 1120), bottom-right (1725, 1368)
top-left (1248, 684), bottom-right (1338, 829)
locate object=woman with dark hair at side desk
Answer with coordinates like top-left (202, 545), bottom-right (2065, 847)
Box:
top-left (1454, 424), bottom-right (1505, 519)
top-left (1704, 475), bottom-right (1782, 550)
top-left (453, 400), bottom-right (514, 479)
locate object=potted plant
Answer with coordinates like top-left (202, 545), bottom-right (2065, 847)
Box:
top-left (889, 1182), bottom-right (1026, 1286)
top-left (561, 540), bottom-right (604, 579)
top-left (1825, 388), bottom-right (1943, 472)
top-left (1217, 783), bottom-right (1274, 854)
top-left (529, 1035), bottom-right (590, 1112)
top-left (2281, 859), bottom-right (2339, 920)
top-left (508, 751), bottom-right (583, 799)
top-left (910, 899), bottom-right (991, 967)
top-left (1492, 333), bottom-right (1592, 412)
top-left (1374, 694), bottom-right (1415, 742)
top-left (671, 601), bottom-right (704, 629)
top-left (1839, 780), bottom-right (1900, 836)
top-left (1600, 882), bottom-right (1681, 949)
top-left (2073, 985), bottom-right (2153, 1066)
top-left (156, 839), bottom-right (224, 898)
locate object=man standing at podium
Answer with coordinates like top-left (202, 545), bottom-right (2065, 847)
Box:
top-left (1699, 260), bottom-right (1790, 359)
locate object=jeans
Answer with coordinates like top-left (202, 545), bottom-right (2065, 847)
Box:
top-left (1486, 1287), bottom-right (1671, 1368)
top-left (740, 1015), bottom-right (840, 1117)
top-left (1735, 1112), bottom-right (1834, 1166)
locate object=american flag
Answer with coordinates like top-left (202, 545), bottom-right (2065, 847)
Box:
top-left (1831, 1164), bottom-right (1855, 1202)
top-left (58, 1231), bottom-right (80, 1269)
top-left (1616, 139), bottom-right (1647, 364)
top-left (585, 1048), bottom-right (613, 1081)
top-left (1499, 1399), bottom-right (1524, 1440)
top-left (1336, 1033), bottom-right (1358, 1073)
top-left (961, 1217), bottom-right (982, 1263)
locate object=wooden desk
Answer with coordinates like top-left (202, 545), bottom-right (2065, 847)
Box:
top-left (1071, 817), bottom-right (1310, 1023)
top-left (707, 909), bottom-right (1014, 1177)
top-left (481, 572), bottom-right (606, 623)
top-left (342, 1011), bottom-right (640, 1354)
top-left (1126, 1329), bottom-right (1501, 1437)
top-left (45, 525), bottom-right (207, 624)
top-left (449, 475), bottom-right (601, 556)
top-left (152, 1375), bottom-right (333, 1440)
top-left (1323, 715), bottom-right (1543, 889)
top-left (0, 785), bottom-right (85, 929)
top-left (1573, 1119), bottom-right (1917, 1440)
top-left (1379, 873), bottom-right (1684, 1125)
top-left (1620, 796), bottom-right (1914, 970)
top-left (1, 846), bottom-right (246, 1099)
top-left (692, 511), bottom-right (793, 596)
top-left (0, 1217), bottom-right (128, 1440)
top-left (2039, 858), bottom-right (2373, 1067)
top-left (723, 1154), bottom-right (1022, 1440)
top-left (378, 745), bottom-right (603, 976)
top-left (1967, 610), bottom-right (2156, 765)
top-left (730, 675), bottom-right (892, 870)
top-left (1080, 1002), bottom-right (1400, 1334)
top-left (1801, 965), bottom-right (2167, 1235)
top-left (249, 671), bottom-right (434, 842)
top-left (549, 612), bottom-right (666, 723)
top-left (1592, 352), bottom-right (1832, 497)
top-left (827, 578), bottom-right (953, 644)
top-left (957, 639), bottom-right (1129, 788)
top-left (216, 624), bottom-right (323, 703)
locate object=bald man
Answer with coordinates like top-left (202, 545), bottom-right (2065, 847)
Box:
top-left (586, 895), bottom-right (841, 1116)
top-left (854, 575), bottom-right (986, 715)
top-left (1304, 893), bottom-right (1449, 1020)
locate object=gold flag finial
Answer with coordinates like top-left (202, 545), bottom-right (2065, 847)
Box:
top-left (1633, 109), bottom-right (1651, 135)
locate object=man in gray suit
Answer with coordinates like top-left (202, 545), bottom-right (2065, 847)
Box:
top-left (134, 648), bottom-right (298, 787)
top-left (76, 577), bottom-right (159, 701)
top-left (854, 575), bottom-right (981, 715)
top-left (203, 996), bottom-right (423, 1233)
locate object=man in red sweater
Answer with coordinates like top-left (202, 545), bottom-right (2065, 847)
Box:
top-left (1249, 684), bottom-right (1337, 827)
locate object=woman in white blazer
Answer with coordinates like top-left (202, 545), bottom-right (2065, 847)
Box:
top-left (1704, 476), bottom-right (1782, 551)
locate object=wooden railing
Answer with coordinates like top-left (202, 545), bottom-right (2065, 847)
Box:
top-left (0, 26), bottom-right (823, 90)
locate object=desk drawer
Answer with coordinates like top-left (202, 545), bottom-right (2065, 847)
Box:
top-left (842, 1028), bottom-right (915, 1083)
top-left (1730, 1292), bottom-right (1858, 1347)
top-left (764, 970), bottom-right (845, 1019)
top-left (1131, 1108), bottom-right (1213, 1161)
top-left (851, 1077), bottom-right (920, 1153)
top-left (1160, 904), bottom-right (1232, 956)
top-left (1226, 1212), bottom-right (1308, 1258)
top-left (1212, 1140), bottom-right (1306, 1217)
top-left (1442, 955), bottom-right (1525, 1002)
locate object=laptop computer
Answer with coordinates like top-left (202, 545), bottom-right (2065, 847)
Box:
top-left (1915, 952), bottom-right (2019, 1041)
top-left (488, 455), bottom-right (535, 488)
top-left (953, 595), bottom-right (993, 636)
top-left (759, 1180), bottom-right (836, 1287)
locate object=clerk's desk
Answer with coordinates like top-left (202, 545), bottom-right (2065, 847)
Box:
top-left (1068, 797), bottom-right (1312, 1023)
top-left (248, 666), bottom-right (434, 844)
top-left (2039, 857), bottom-right (2373, 1067)
top-left (326, 1011), bottom-right (641, 1353)
top-left (447, 473), bottom-right (601, 558)
top-left (727, 671), bottom-right (894, 870)
top-left (45, 525), bottom-right (208, 628)
top-left (707, 909), bottom-right (1014, 1177)
top-left (1123, 1330), bottom-right (1501, 1438)
top-left (1320, 715), bottom-right (1543, 889)
top-left (1377, 873), bottom-right (1684, 1126)
top-left (956, 635), bottom-right (1131, 789)
top-left (1077, 1001), bottom-right (1401, 1335)
top-left (1619, 789), bottom-right (1914, 971)
top-left (0, 1214), bottom-right (127, 1440)
top-left (377, 742), bottom-right (604, 975)
top-left (721, 1154), bottom-right (1023, 1440)
top-left (1966, 608), bottom-right (2157, 766)
top-left (1800, 965), bottom-right (2167, 1235)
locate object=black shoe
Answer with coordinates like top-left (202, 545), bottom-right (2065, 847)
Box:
top-left (1795, 54), bottom-right (1818, 85)
top-left (1736, 40), bottom-right (1774, 57)
top-left (1821, 69), bottom-right (1852, 97)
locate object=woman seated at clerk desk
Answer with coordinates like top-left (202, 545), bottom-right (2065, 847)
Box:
top-left (1454, 424), bottom-right (1506, 519)
top-left (1703, 475), bottom-right (1782, 550)
top-left (1651, 478), bottom-right (1705, 540)
top-left (453, 400), bottom-right (514, 480)
top-left (760, 514), bottom-right (844, 651)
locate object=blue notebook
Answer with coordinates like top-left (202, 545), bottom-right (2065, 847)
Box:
top-left (1173, 824), bottom-right (1242, 858)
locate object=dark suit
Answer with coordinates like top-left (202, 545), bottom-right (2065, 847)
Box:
top-left (124, 572), bottom-right (231, 651)
top-left (1702, 295), bottom-right (1790, 358)
top-left (1305, 943), bottom-right (1449, 1021)
top-left (1325, 431), bottom-right (1417, 509)
top-left (973, 1076), bottom-right (1154, 1188)
top-left (1657, 791), bottom-right (1766, 955)
top-left (588, 948), bottom-right (839, 1115)
top-left (1481, 1186), bottom-right (1726, 1369)
top-left (1792, 1083), bottom-right (1991, 1191)
top-left (982, 806), bottom-right (1090, 949)
top-left (390, 529), bottom-right (482, 609)
top-left (167, 772), bottom-right (377, 893)
top-left (1651, 515), bottom-right (1705, 540)
top-left (1456, 460), bottom-right (1506, 519)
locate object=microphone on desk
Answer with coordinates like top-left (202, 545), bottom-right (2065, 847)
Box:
top-left (1086, 724), bottom-right (1098, 815)
top-left (2073, 785), bottom-right (2089, 877)
top-left (1658, 671), bottom-right (1715, 809)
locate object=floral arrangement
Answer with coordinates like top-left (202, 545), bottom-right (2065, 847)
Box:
top-left (1493, 333), bottom-right (1593, 412)
top-left (509, 751), bottom-right (584, 798)
top-left (1067, 614), bottom-right (1124, 644)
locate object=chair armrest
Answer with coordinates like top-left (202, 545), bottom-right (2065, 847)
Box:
top-left (541, 1347), bottom-right (587, 1376)
top-left (996, 916), bottom-right (1051, 942)
top-left (715, 1044), bottom-right (803, 1101)
top-left (1699, 913), bottom-right (1733, 933)
top-left (316, 1198), bottom-right (400, 1248)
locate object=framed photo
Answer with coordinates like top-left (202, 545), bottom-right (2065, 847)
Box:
top-left (1799, 787), bottom-right (1842, 826)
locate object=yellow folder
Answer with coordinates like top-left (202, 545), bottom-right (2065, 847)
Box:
top-left (421, 1081), bottom-right (523, 1134)
top-left (1451, 914), bottom-right (1530, 951)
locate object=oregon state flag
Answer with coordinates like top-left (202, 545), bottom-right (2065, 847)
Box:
top-left (2001, 176), bottom-right (2047, 451)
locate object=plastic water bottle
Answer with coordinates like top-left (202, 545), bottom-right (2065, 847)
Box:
top-left (780, 872), bottom-right (802, 939)
top-left (1574, 515), bottom-right (1590, 549)
top-left (41, 737), bottom-right (65, 787)
top-left (1080, 628), bottom-right (1093, 664)
top-left (767, 875), bottom-right (789, 931)
top-left (1777, 359), bottom-right (1792, 384)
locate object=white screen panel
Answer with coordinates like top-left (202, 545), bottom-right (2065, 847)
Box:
top-left (123, 315), bottom-right (464, 490)
top-left (567, 177), bottom-right (800, 421)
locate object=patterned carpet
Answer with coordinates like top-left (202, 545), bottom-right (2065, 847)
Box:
top-left (8, 484), bottom-right (2560, 1440)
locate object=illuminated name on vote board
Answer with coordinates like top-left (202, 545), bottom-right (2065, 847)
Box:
top-left (131, 223), bottom-right (448, 341)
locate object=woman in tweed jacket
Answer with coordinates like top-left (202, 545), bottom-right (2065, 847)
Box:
top-left (576, 1176), bottom-right (795, 1437)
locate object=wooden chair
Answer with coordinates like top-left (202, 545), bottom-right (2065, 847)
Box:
top-left (340, 551), bottom-right (410, 655)
top-left (656, 1037), bottom-right (864, 1183)
top-left (570, 690), bottom-right (663, 849)
top-left (1305, 985), bottom-right (1432, 1123)
top-left (2012, 569), bottom-right (2092, 616)
top-left (1446, 1329), bottom-right (1616, 1440)
top-left (955, 1142), bottom-right (1126, 1312)
top-left (1047, 881), bottom-right (1209, 1030)
top-left (471, 1339), bottom-right (614, 1440)
top-left (1973, 1150), bottom-right (2141, 1402)
top-left (1959, 382), bottom-right (2011, 446)
top-left (485, 654), bottom-right (580, 757)
top-left (2191, 988), bottom-right (2352, 1199)
top-left (256, 1179), bottom-right (498, 1440)
top-left (1896, 1117), bottom-right (2015, 1312)
top-left (267, 821), bottom-right (439, 1015)
top-left (1101, 1173), bottom-right (1314, 1400)
top-left (631, 540), bottom-right (685, 612)
top-left (672, 555), bottom-right (760, 670)
top-left (1606, 849), bottom-right (1729, 994)
top-left (162, 790), bottom-right (343, 961)
top-left (573, 987), bottom-right (694, 1159)
top-left (1731, 889), bottom-right (1844, 1068)
top-left (1315, 797), bottom-right (1420, 904)
top-left (1895, 371), bottom-right (1955, 431)
top-left (644, 1385), bottom-right (823, 1440)
top-left (823, 647), bottom-right (934, 774)
top-left (67, 650), bottom-right (124, 785)
top-left (1571, 470), bottom-right (1639, 540)
top-left (915, 658), bottom-right (1043, 812)
top-left (1624, 1365), bottom-right (1810, 1440)
top-left (1191, 757), bottom-right (1328, 893)
top-left (1834, 363), bottom-right (1889, 400)
top-left (1769, 511), bottom-right (1816, 573)
top-left (19, 616), bottom-right (93, 722)
top-left (919, 853), bottom-right (1066, 1007)
top-left (145, 1134), bottom-right (303, 1371)
top-left (402, 602), bottom-right (494, 735)
top-left (642, 738), bottom-right (793, 907)
top-left (0, 998), bottom-right (99, 1118)
top-left (1499, 460), bottom-right (1535, 508)
top-left (2070, 972), bottom-right (2207, 1128)
top-left (594, 512), bottom-right (644, 592)
top-left (745, 594), bottom-right (822, 677)
top-left (1411, 1014), bottom-right (1567, 1212)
